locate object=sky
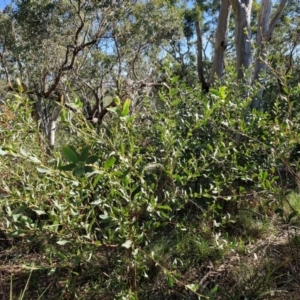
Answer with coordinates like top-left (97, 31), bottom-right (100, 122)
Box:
top-left (0, 0), bottom-right (10, 10)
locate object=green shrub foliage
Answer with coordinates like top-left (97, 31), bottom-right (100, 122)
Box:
top-left (1, 73), bottom-right (300, 298)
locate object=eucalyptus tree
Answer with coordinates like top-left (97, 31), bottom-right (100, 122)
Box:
top-left (183, 0), bottom-right (291, 99)
top-left (206, 0), bottom-right (289, 85)
top-left (261, 1), bottom-right (300, 113)
top-left (0, 0), bottom-right (131, 150)
top-left (211, 0), bottom-right (231, 81)
top-left (0, 0), bottom-right (183, 150)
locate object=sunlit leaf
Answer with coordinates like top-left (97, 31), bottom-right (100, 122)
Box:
top-left (122, 99), bottom-right (131, 116)
top-left (114, 96), bottom-right (121, 106)
top-left (121, 240), bottom-right (132, 249)
top-left (90, 199), bottom-right (102, 205)
top-left (209, 88), bottom-right (219, 97)
top-left (0, 149), bottom-right (8, 156)
top-left (104, 156), bottom-right (116, 169)
top-left (20, 148), bottom-right (28, 156)
top-left (32, 209), bottom-right (46, 215)
top-left (93, 174), bottom-right (103, 187)
top-left (60, 108), bottom-right (67, 122)
top-left (57, 240), bottom-right (70, 245)
top-left (36, 167), bottom-right (52, 173)
top-left (28, 156), bottom-right (41, 164)
top-left (99, 214), bottom-right (109, 219)
top-left (157, 205), bottom-right (172, 211)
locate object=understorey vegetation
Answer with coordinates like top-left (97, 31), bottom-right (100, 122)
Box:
top-left (1, 70), bottom-right (300, 299)
top-left (1, 0), bottom-right (300, 299)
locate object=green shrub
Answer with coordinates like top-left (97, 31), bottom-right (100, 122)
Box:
top-left (1, 72), bottom-right (300, 298)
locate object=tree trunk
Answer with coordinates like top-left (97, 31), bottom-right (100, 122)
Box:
top-left (36, 95), bottom-right (61, 154)
top-left (211, 0), bottom-right (231, 83)
top-left (230, 0), bottom-right (253, 81)
top-left (48, 119), bottom-right (57, 152)
top-left (195, 21), bottom-right (209, 92)
top-left (251, 0), bottom-right (288, 110)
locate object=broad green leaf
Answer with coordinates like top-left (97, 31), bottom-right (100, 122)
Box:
top-left (93, 174), bottom-right (103, 187)
top-left (73, 166), bottom-right (84, 177)
top-left (68, 145), bottom-right (80, 157)
top-left (60, 108), bottom-right (67, 122)
top-left (167, 273), bottom-right (174, 287)
top-left (12, 206), bottom-right (27, 214)
top-left (74, 97), bottom-right (83, 108)
top-left (119, 141), bottom-right (125, 155)
top-left (157, 210), bottom-right (168, 219)
top-left (288, 211), bottom-right (297, 223)
top-left (79, 146), bottom-right (90, 162)
top-left (171, 99), bottom-right (180, 106)
top-left (209, 88), bottom-right (219, 97)
top-left (86, 155), bottom-right (98, 164)
top-left (170, 76), bottom-right (179, 83)
top-left (210, 285), bottom-right (219, 295)
top-left (219, 86), bottom-right (227, 99)
top-left (62, 147), bottom-right (79, 163)
top-left (119, 167), bottom-right (131, 179)
top-left (84, 166), bottom-right (94, 173)
top-left (104, 157), bottom-right (116, 169)
top-left (58, 163), bottom-right (77, 171)
top-left (158, 91), bottom-right (167, 102)
top-left (263, 171), bottom-right (268, 180)
top-left (122, 99), bottom-right (131, 116)
top-left (114, 96), bottom-right (121, 106)
top-left (157, 205), bottom-right (172, 211)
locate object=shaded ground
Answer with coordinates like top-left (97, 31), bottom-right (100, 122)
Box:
top-left (0, 219), bottom-right (300, 300)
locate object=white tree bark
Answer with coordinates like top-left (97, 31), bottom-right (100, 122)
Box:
top-left (211, 0), bottom-right (231, 83)
top-left (37, 95), bottom-right (61, 154)
top-left (253, 0), bottom-right (288, 82)
top-left (48, 119), bottom-right (58, 151)
top-left (253, 0), bottom-right (272, 83)
top-left (251, 0), bottom-right (288, 109)
top-left (48, 105), bottom-right (61, 152)
top-left (230, 0), bottom-right (253, 81)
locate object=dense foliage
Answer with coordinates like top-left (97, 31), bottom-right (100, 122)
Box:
top-left (1, 69), bottom-right (300, 299)
top-left (1, 0), bottom-right (300, 299)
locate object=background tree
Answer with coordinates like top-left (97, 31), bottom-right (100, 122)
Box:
top-left (0, 0), bottom-right (183, 150)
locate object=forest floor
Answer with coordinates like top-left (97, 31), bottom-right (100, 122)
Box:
top-left (0, 206), bottom-right (300, 300)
